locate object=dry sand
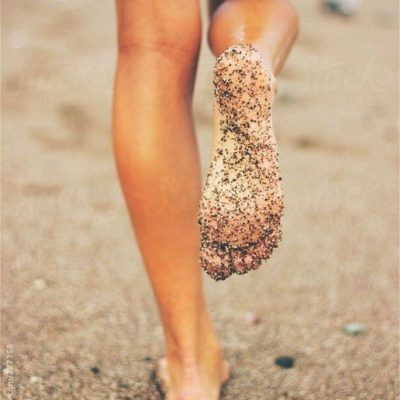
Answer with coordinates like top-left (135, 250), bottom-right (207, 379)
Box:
top-left (1, 0), bottom-right (399, 399)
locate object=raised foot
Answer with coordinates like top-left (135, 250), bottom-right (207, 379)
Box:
top-left (198, 43), bottom-right (284, 281)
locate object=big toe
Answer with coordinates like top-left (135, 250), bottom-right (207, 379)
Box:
top-left (200, 245), bottom-right (233, 281)
top-left (230, 248), bottom-right (247, 275)
top-left (243, 252), bottom-right (261, 272)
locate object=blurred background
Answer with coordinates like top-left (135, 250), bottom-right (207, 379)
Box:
top-left (1, 0), bottom-right (399, 399)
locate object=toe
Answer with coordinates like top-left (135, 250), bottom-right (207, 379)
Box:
top-left (243, 253), bottom-right (253, 269)
top-left (230, 248), bottom-right (247, 275)
top-left (216, 247), bottom-right (233, 280)
top-left (252, 240), bottom-right (269, 261)
top-left (243, 252), bottom-right (261, 271)
top-left (200, 245), bottom-right (233, 281)
top-left (200, 245), bottom-right (220, 269)
top-left (264, 226), bottom-right (282, 250)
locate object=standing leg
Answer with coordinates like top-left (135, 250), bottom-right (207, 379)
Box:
top-left (198, 0), bottom-right (299, 279)
top-left (113, 1), bottom-right (228, 399)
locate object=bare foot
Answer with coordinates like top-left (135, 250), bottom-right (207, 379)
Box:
top-left (198, 43), bottom-right (284, 280)
top-left (155, 356), bottom-right (230, 400)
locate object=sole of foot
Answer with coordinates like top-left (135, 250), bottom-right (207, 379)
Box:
top-left (198, 43), bottom-right (284, 281)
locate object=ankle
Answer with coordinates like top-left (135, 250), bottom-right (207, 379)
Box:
top-left (165, 329), bottom-right (222, 368)
top-left (163, 312), bottom-right (223, 371)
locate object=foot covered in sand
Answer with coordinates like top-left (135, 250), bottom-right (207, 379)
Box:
top-left (198, 43), bottom-right (284, 280)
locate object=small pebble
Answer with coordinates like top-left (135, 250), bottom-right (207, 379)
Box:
top-left (29, 376), bottom-right (42, 383)
top-left (244, 312), bottom-right (261, 325)
top-left (274, 356), bottom-right (295, 369)
top-left (33, 278), bottom-right (47, 290)
top-left (90, 366), bottom-right (101, 375)
top-left (277, 89), bottom-right (298, 104)
top-left (322, 0), bottom-right (360, 17)
top-left (342, 322), bottom-right (366, 336)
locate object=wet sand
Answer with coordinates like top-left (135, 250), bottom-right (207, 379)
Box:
top-left (1, 0), bottom-right (399, 399)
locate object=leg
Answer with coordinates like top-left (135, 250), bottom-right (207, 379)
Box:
top-left (208, 0), bottom-right (299, 75)
top-left (198, 0), bottom-right (299, 279)
top-left (113, 1), bottom-right (228, 399)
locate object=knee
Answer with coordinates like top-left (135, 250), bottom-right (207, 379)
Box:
top-left (117, 1), bottom-right (202, 63)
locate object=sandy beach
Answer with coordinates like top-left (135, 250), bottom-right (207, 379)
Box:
top-left (1, 0), bottom-right (399, 398)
